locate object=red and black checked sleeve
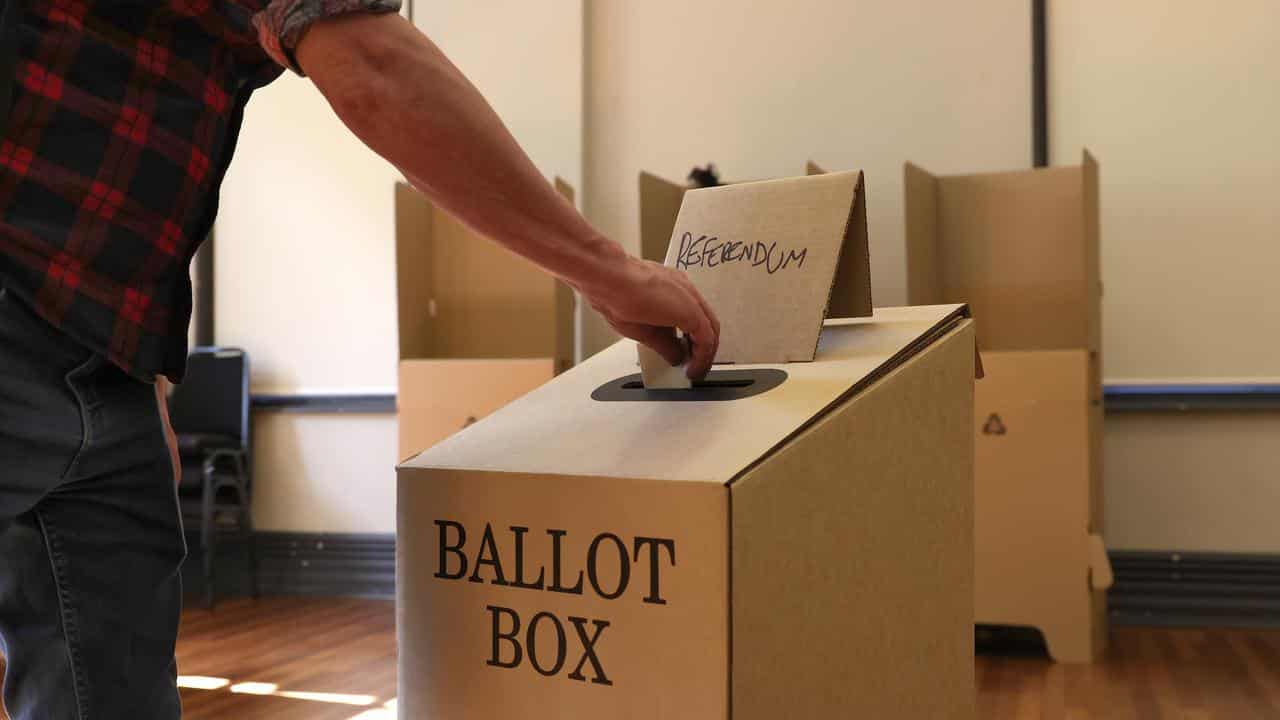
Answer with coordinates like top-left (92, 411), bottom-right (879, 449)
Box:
top-left (253, 0), bottom-right (402, 75)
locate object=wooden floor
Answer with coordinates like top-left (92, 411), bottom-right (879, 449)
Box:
top-left (3, 598), bottom-right (1280, 718)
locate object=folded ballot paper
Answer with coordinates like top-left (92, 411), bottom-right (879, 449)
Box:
top-left (638, 170), bottom-right (872, 388)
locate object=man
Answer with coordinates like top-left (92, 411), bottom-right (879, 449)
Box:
top-left (0, 1), bottom-right (720, 717)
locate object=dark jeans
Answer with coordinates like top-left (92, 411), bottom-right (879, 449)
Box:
top-left (0, 287), bottom-right (184, 719)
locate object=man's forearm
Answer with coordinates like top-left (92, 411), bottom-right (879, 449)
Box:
top-left (297, 12), bottom-right (625, 295)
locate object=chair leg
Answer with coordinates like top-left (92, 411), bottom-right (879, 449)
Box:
top-left (201, 466), bottom-right (216, 610)
top-left (241, 496), bottom-right (258, 599)
top-left (234, 453), bottom-right (258, 599)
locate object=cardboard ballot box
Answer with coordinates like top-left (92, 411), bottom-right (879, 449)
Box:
top-left (904, 151), bottom-right (1110, 663)
top-left (397, 304), bottom-right (978, 720)
top-left (394, 181), bottom-right (576, 461)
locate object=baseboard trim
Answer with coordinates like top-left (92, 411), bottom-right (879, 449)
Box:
top-left (183, 531), bottom-right (395, 601)
top-left (1109, 550), bottom-right (1280, 628)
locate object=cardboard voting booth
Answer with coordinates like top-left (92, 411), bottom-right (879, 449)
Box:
top-left (394, 181), bottom-right (576, 461)
top-left (397, 304), bottom-right (978, 720)
top-left (904, 151), bottom-right (1111, 663)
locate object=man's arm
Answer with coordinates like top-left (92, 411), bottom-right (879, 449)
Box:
top-left (292, 12), bottom-right (719, 377)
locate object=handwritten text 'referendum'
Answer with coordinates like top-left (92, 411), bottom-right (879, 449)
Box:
top-left (674, 232), bottom-right (808, 274)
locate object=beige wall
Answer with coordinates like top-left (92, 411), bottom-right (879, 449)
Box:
top-left (252, 413), bottom-right (399, 533)
top-left (1050, 1), bottom-right (1280, 552)
top-left (582, 0), bottom-right (1032, 355)
top-left (1050, 0), bottom-right (1280, 381)
top-left (1106, 413), bottom-right (1280, 552)
top-left (216, 3), bottom-right (583, 532)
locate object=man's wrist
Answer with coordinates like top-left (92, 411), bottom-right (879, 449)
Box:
top-left (569, 232), bottom-right (631, 298)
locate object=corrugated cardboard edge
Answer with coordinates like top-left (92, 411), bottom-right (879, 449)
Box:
top-left (1082, 149), bottom-right (1101, 353)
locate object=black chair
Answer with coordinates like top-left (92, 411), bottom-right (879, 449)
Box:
top-left (169, 347), bottom-right (256, 608)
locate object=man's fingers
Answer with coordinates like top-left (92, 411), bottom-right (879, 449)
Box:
top-left (680, 304), bottom-right (717, 380)
top-left (625, 324), bottom-right (687, 367)
top-left (686, 282), bottom-right (720, 365)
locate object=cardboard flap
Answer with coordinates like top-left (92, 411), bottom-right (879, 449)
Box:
top-left (394, 180), bottom-right (575, 362)
top-left (803, 161), bottom-right (873, 319)
top-left (903, 162), bottom-right (942, 306)
top-left (1088, 533), bottom-right (1114, 590)
top-left (639, 171), bottom-right (688, 263)
top-left (903, 157), bottom-right (1098, 352)
top-left (396, 182), bottom-right (437, 360)
top-left (662, 171), bottom-right (868, 364)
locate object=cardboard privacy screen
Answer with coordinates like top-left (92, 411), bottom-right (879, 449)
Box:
top-left (659, 170), bottom-right (870, 366)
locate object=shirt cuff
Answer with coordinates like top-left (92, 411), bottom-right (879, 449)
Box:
top-left (254, 0), bottom-right (403, 76)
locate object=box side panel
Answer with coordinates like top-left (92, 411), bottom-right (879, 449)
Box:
top-left (396, 182), bottom-right (437, 360)
top-left (974, 350), bottom-right (1102, 662)
top-left (397, 359), bottom-right (555, 462)
top-left (936, 166), bottom-right (1090, 351)
top-left (426, 204), bottom-right (561, 359)
top-left (398, 468), bottom-right (729, 720)
top-left (732, 321), bottom-right (976, 720)
top-left (638, 171), bottom-right (687, 262)
top-left (903, 163), bottom-right (943, 306)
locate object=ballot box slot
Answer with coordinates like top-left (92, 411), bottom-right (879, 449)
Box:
top-left (591, 368), bottom-right (787, 402)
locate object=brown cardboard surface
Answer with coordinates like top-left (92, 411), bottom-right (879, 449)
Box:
top-left (394, 181), bottom-right (574, 367)
top-left (639, 168), bottom-right (872, 320)
top-left (403, 304), bottom-right (970, 483)
top-left (397, 304), bottom-right (977, 718)
top-left (732, 320), bottom-right (975, 720)
top-left (396, 182), bottom-right (437, 360)
top-left (397, 359), bottom-right (555, 462)
top-left (803, 161), bottom-right (874, 319)
top-left (974, 350), bottom-right (1108, 662)
top-left (903, 151), bottom-right (1100, 352)
top-left (638, 171), bottom-right (688, 263)
top-left (660, 171), bottom-right (865, 364)
top-left (903, 162), bottom-right (942, 306)
top-left (397, 470), bottom-right (729, 719)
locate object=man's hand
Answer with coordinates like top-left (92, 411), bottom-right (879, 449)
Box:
top-left (155, 377), bottom-right (181, 485)
top-left (293, 12), bottom-right (720, 375)
top-left (583, 255), bottom-right (719, 379)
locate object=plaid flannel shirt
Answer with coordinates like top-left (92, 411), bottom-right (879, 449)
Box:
top-left (0, 0), bottom-right (399, 382)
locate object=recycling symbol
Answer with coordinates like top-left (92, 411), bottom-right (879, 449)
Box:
top-left (982, 413), bottom-right (1007, 436)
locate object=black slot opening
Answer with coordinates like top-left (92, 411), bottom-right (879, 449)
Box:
top-left (592, 368), bottom-right (787, 402)
top-left (620, 378), bottom-right (755, 391)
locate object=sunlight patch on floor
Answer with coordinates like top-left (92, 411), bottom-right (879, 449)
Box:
top-left (176, 676), bottom-right (230, 690)
top-left (181, 676), bottom-right (387, 709)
